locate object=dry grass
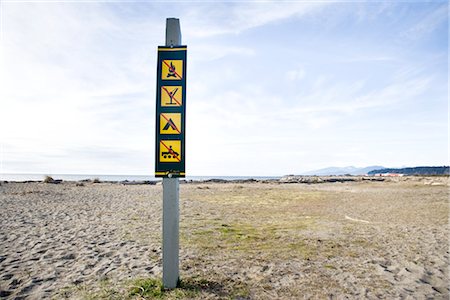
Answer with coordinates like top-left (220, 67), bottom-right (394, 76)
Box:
top-left (175, 180), bottom-right (449, 298)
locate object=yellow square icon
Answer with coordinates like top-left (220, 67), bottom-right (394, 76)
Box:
top-left (160, 140), bottom-right (181, 162)
top-left (161, 86), bottom-right (182, 106)
top-left (162, 60), bottom-right (183, 80)
top-left (160, 113), bottom-right (181, 134)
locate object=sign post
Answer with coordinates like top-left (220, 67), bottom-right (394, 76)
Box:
top-left (155, 18), bottom-right (186, 289)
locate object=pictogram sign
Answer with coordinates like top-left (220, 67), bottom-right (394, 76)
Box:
top-left (160, 113), bottom-right (181, 134)
top-left (160, 140), bottom-right (181, 162)
top-left (161, 86), bottom-right (182, 107)
top-left (162, 60), bottom-right (183, 80)
top-left (155, 46), bottom-right (187, 177)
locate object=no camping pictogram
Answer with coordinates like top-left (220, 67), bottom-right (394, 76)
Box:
top-left (162, 60), bottom-right (183, 80)
top-left (160, 113), bottom-right (181, 134)
top-left (161, 86), bottom-right (182, 106)
top-left (160, 140), bottom-right (181, 162)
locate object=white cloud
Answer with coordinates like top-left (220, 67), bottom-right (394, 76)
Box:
top-left (1, 2), bottom-right (158, 173)
top-left (401, 4), bottom-right (447, 41)
top-left (274, 76), bottom-right (432, 125)
top-left (338, 55), bottom-right (394, 63)
top-left (183, 1), bottom-right (331, 38)
top-left (229, 1), bottom-right (326, 31)
top-left (286, 66), bottom-right (306, 81)
top-left (190, 44), bottom-right (255, 63)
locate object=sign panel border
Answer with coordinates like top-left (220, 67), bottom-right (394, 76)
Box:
top-left (155, 46), bottom-right (187, 178)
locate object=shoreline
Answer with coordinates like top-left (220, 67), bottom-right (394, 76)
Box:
top-left (1, 174), bottom-right (448, 185)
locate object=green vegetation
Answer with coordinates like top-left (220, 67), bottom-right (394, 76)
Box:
top-left (193, 225), bottom-right (353, 260)
top-left (324, 264), bottom-right (336, 270)
top-left (128, 277), bottom-right (249, 299)
top-left (186, 217), bottom-right (318, 255)
top-left (368, 166), bottom-right (449, 175)
top-left (129, 278), bottom-right (166, 298)
top-left (55, 276), bottom-right (250, 299)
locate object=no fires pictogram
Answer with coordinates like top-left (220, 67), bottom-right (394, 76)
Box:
top-left (162, 60), bottom-right (183, 80)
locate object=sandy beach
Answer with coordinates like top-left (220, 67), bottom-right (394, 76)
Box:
top-left (0, 176), bottom-right (448, 299)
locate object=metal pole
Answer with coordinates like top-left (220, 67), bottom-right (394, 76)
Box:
top-left (162, 18), bottom-right (181, 289)
top-left (162, 176), bottom-right (179, 288)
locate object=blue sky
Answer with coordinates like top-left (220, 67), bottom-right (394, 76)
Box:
top-left (0, 1), bottom-right (448, 176)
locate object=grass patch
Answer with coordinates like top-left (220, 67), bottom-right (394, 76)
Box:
top-left (129, 278), bottom-right (165, 298)
top-left (186, 218), bottom-right (318, 255)
top-left (287, 240), bottom-right (323, 260)
top-left (188, 223), bottom-right (263, 251)
top-left (55, 276), bottom-right (250, 299)
top-left (54, 279), bottom-right (123, 300)
top-left (128, 277), bottom-right (249, 299)
top-left (218, 224), bottom-right (260, 242)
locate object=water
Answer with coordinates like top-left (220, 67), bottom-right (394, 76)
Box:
top-left (0, 173), bottom-right (281, 182)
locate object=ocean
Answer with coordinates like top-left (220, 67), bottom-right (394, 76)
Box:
top-left (0, 173), bottom-right (281, 182)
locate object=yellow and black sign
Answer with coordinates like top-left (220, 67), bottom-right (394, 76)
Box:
top-left (155, 46), bottom-right (187, 178)
top-left (160, 113), bottom-right (181, 134)
top-left (159, 140), bottom-right (181, 163)
top-left (162, 60), bottom-right (183, 80)
top-left (161, 86), bottom-right (182, 107)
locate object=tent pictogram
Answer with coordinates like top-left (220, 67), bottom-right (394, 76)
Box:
top-left (160, 113), bottom-right (181, 134)
top-left (161, 86), bottom-right (182, 107)
top-left (160, 140), bottom-right (181, 162)
top-left (162, 60), bottom-right (183, 80)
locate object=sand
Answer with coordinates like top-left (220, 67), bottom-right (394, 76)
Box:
top-left (0, 177), bottom-right (448, 299)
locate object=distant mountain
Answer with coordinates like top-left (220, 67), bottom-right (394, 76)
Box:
top-left (303, 166), bottom-right (384, 176)
top-left (368, 166), bottom-right (449, 176)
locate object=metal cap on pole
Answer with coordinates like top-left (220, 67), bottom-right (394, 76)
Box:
top-left (166, 18), bottom-right (181, 47)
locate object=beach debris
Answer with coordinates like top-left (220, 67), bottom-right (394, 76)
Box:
top-left (325, 178), bottom-right (356, 183)
top-left (345, 215), bottom-right (370, 224)
top-left (120, 180), bottom-right (157, 185)
top-left (203, 179), bottom-right (229, 183)
top-left (43, 176), bottom-right (54, 183)
top-left (43, 176), bottom-right (62, 184)
top-left (278, 175), bottom-right (385, 184)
